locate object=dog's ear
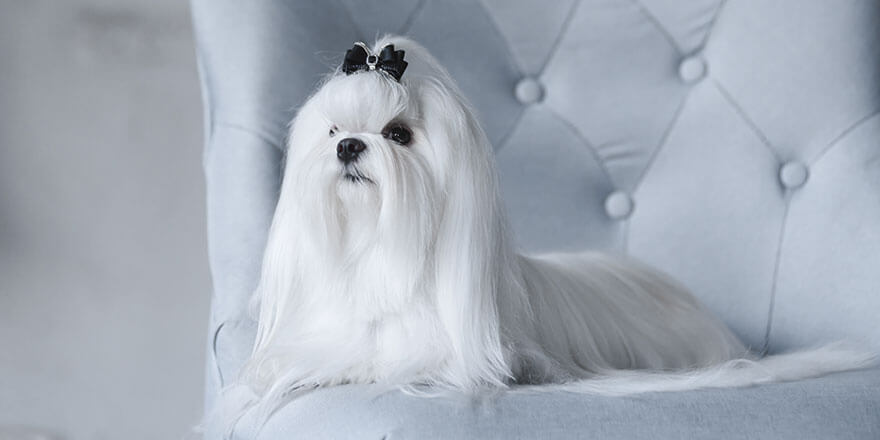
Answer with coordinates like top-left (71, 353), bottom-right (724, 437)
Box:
top-left (395, 36), bottom-right (517, 389)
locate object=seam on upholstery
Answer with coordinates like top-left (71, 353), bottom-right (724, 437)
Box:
top-left (493, 107), bottom-right (527, 153)
top-left (475, 0), bottom-right (526, 74)
top-left (628, 0), bottom-right (683, 56)
top-left (215, 121), bottom-right (284, 152)
top-left (809, 110), bottom-right (880, 165)
top-left (190, 9), bottom-right (215, 164)
top-left (698, 0), bottom-right (729, 50)
top-left (542, 105), bottom-right (616, 187)
top-left (762, 193), bottom-right (793, 355)
top-left (712, 78), bottom-right (781, 162)
top-left (631, 91), bottom-right (691, 193)
top-left (399, 0), bottom-right (429, 35)
top-left (212, 321), bottom-right (227, 387)
top-left (536, 0), bottom-right (584, 77)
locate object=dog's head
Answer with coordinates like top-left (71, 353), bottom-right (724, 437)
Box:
top-left (282, 37), bottom-right (496, 239)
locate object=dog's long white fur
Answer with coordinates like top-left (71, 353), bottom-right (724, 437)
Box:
top-left (213, 36), bottom-right (876, 433)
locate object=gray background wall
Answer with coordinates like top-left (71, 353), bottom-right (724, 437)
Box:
top-left (0, 1), bottom-right (208, 439)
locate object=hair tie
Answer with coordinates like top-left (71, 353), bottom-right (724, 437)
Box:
top-left (342, 42), bottom-right (408, 81)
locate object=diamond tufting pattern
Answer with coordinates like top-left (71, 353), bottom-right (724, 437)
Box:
top-left (324, 0), bottom-right (879, 353)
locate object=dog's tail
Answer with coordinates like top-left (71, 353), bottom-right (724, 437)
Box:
top-left (519, 342), bottom-right (876, 396)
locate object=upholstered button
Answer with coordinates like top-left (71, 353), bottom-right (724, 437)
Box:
top-left (678, 56), bottom-right (706, 83)
top-left (604, 191), bottom-right (633, 220)
top-left (779, 162), bottom-right (808, 189)
top-left (515, 77), bottom-right (544, 104)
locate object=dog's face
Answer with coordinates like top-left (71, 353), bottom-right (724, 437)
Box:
top-left (292, 72), bottom-right (437, 214)
top-left (321, 74), bottom-right (420, 187)
top-left (280, 53), bottom-right (489, 266)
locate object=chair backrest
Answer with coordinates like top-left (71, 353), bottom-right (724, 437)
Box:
top-left (192, 0), bottom-right (880, 411)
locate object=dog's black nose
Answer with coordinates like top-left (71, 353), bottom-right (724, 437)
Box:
top-left (337, 138), bottom-right (366, 163)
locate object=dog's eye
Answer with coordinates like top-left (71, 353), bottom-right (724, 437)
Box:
top-left (382, 122), bottom-right (412, 146)
top-left (329, 126), bottom-right (338, 137)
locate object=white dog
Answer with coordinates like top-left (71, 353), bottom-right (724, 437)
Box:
top-left (223, 36), bottom-right (874, 429)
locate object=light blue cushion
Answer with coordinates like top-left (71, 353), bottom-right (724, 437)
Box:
top-left (231, 368), bottom-right (880, 439)
top-left (191, 0), bottom-right (880, 437)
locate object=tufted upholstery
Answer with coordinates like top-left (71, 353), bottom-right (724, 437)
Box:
top-left (191, 0), bottom-right (880, 438)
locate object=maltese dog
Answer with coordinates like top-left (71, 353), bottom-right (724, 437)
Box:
top-left (221, 36), bottom-right (874, 429)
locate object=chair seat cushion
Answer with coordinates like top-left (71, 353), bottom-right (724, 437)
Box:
top-left (234, 368), bottom-right (880, 439)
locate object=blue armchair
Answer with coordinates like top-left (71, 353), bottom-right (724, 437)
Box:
top-left (191, 1), bottom-right (880, 438)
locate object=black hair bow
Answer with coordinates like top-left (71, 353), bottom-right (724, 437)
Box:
top-left (341, 42), bottom-right (408, 81)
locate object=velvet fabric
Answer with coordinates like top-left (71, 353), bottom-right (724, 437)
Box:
top-left (191, 1), bottom-right (880, 438)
